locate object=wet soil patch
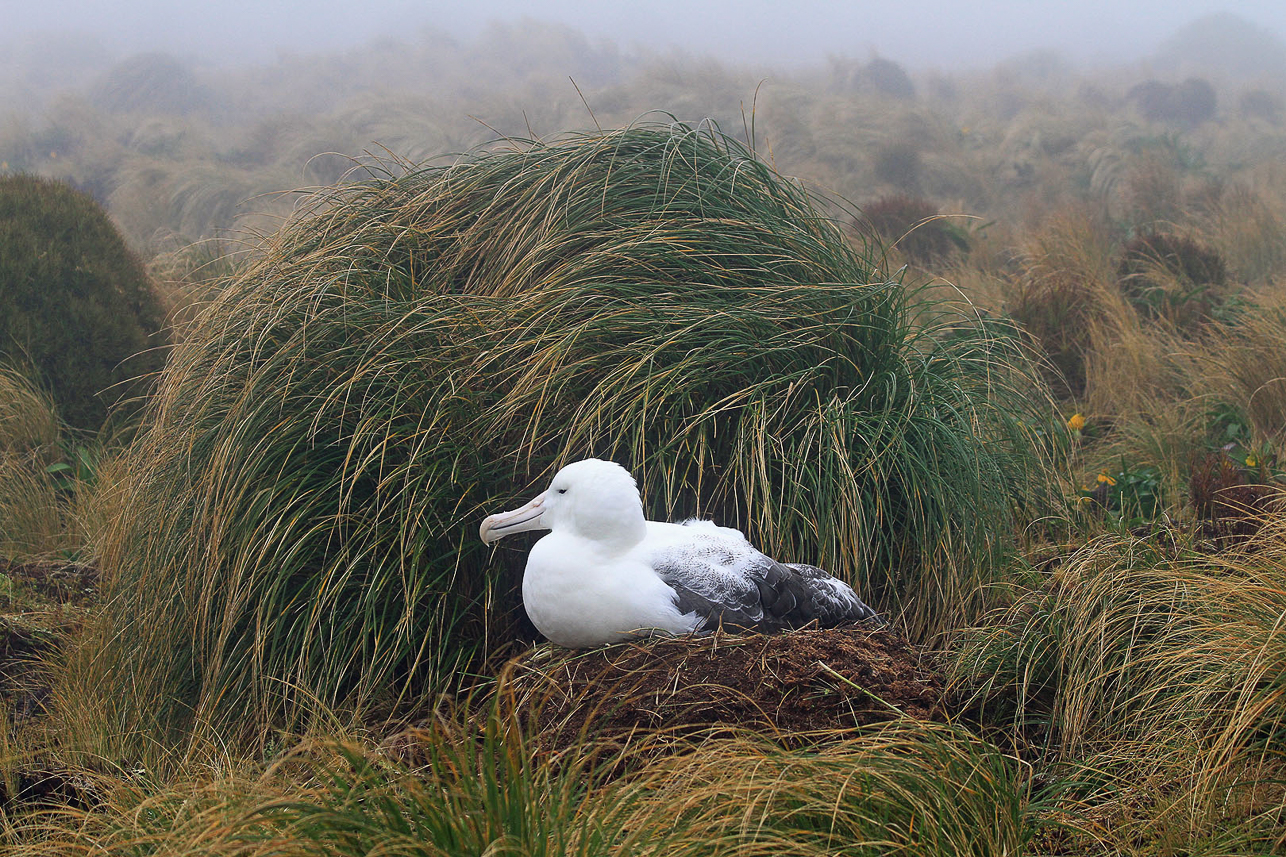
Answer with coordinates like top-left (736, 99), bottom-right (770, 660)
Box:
top-left (1, 559), bottom-right (97, 723)
top-left (0, 558), bottom-right (100, 605)
top-left (0, 558), bottom-right (101, 814)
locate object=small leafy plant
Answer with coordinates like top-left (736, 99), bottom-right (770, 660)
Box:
top-left (1205, 401), bottom-right (1282, 482)
top-left (45, 443), bottom-right (98, 495)
top-left (1079, 459), bottom-right (1164, 526)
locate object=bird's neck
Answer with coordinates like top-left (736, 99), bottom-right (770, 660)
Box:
top-left (571, 504), bottom-right (647, 554)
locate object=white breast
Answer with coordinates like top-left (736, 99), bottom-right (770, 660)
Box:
top-left (521, 532), bottom-right (700, 647)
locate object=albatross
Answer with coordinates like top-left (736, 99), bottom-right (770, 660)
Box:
top-left (479, 458), bottom-right (878, 647)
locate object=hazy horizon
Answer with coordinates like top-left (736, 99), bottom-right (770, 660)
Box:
top-left (9, 0), bottom-right (1286, 74)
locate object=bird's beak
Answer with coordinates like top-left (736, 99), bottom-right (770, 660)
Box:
top-left (479, 491), bottom-right (549, 544)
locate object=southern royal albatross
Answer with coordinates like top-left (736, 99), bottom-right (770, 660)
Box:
top-left (479, 458), bottom-right (878, 647)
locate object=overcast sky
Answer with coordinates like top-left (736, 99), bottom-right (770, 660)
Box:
top-left (8, 0), bottom-right (1286, 70)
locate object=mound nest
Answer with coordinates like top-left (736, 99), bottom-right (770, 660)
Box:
top-left (503, 626), bottom-right (944, 748)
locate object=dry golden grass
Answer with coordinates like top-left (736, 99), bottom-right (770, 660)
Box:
top-left (0, 365), bottom-right (80, 559)
top-left (1202, 181), bottom-right (1286, 284)
top-left (1192, 289), bottom-right (1286, 444)
top-left (1001, 206), bottom-right (1127, 398)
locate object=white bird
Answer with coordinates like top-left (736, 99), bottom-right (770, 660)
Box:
top-left (479, 458), bottom-right (878, 647)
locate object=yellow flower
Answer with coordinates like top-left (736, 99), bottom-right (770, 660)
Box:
top-left (1067, 413), bottom-right (1086, 432)
top-left (1096, 472), bottom-right (1116, 486)
top-left (1246, 453), bottom-right (1258, 467)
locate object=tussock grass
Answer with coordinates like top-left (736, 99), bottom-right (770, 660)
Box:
top-left (0, 365), bottom-right (80, 559)
top-left (17, 697), bottom-right (1059, 857)
top-left (17, 715), bottom-right (654, 856)
top-left (1193, 293), bottom-right (1286, 444)
top-left (0, 364), bottom-right (60, 458)
top-left (949, 523), bottom-right (1286, 850)
top-left (625, 722), bottom-right (1058, 856)
top-left (953, 523), bottom-right (1286, 771)
top-left (62, 121), bottom-right (1055, 764)
top-left (1203, 182), bottom-right (1286, 284)
top-left (1004, 207), bottom-right (1126, 398)
top-left (1082, 317), bottom-right (1189, 422)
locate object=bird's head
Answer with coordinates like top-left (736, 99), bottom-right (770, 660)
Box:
top-left (479, 458), bottom-right (646, 548)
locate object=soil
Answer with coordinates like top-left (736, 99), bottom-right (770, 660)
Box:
top-left (0, 558), bottom-right (100, 812)
top-left (1, 559), bottom-right (97, 721)
top-left (0, 557), bottom-right (99, 605)
top-left (500, 624), bottom-right (946, 749)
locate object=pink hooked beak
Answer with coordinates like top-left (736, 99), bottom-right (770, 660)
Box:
top-left (479, 490), bottom-right (549, 544)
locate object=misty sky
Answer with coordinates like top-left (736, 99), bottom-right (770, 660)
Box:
top-left (10, 0), bottom-right (1286, 70)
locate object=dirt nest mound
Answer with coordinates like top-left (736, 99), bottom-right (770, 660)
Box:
top-left (503, 626), bottom-right (945, 748)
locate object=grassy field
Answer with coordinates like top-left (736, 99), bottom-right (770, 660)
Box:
top-left (3, 14), bottom-right (1286, 855)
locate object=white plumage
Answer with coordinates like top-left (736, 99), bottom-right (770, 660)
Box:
top-left (479, 458), bottom-right (878, 648)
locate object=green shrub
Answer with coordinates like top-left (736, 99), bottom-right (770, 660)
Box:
top-left (0, 174), bottom-right (168, 431)
top-left (67, 122), bottom-right (1054, 758)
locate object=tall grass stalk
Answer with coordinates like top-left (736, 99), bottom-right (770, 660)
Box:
top-left (64, 122), bottom-right (1055, 763)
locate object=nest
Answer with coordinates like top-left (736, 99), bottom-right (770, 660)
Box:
top-left (501, 626), bottom-right (945, 749)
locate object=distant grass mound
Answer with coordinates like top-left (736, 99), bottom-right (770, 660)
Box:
top-left (0, 175), bottom-right (167, 431)
top-left (67, 122), bottom-right (1053, 758)
top-left (89, 52), bottom-right (212, 116)
top-left (853, 194), bottom-right (969, 266)
top-left (1117, 231), bottom-right (1231, 332)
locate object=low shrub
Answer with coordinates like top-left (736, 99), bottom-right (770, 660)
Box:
top-left (852, 193), bottom-right (969, 267)
top-left (0, 175), bottom-right (168, 431)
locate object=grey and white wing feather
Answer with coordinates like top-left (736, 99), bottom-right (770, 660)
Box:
top-left (648, 521), bottom-right (878, 633)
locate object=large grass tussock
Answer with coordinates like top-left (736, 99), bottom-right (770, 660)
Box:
top-left (65, 122), bottom-right (1053, 757)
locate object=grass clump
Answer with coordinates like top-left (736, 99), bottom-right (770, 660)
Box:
top-left (17, 694), bottom-right (1055, 857)
top-left (952, 527), bottom-right (1286, 771)
top-left (63, 121), bottom-right (1055, 763)
top-left (627, 723), bottom-right (1058, 855)
top-left (949, 525), bottom-right (1286, 850)
top-left (1004, 208), bottom-right (1123, 399)
top-left (1117, 231), bottom-right (1232, 332)
top-left (12, 702), bottom-right (660, 856)
top-left (851, 193), bottom-right (969, 268)
top-left (0, 364), bottom-right (84, 560)
top-left (0, 175), bottom-right (168, 431)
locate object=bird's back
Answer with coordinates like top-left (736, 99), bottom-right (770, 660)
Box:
top-left (645, 519), bottom-right (878, 633)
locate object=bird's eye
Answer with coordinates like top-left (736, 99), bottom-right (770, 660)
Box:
top-left (556, 488), bottom-right (567, 494)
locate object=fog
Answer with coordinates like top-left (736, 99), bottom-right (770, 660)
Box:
top-left (10, 0), bottom-right (1286, 72)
